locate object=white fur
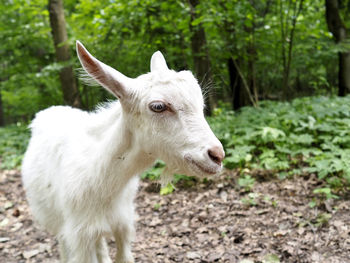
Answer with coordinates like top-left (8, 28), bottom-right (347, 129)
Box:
top-left (21, 41), bottom-right (224, 263)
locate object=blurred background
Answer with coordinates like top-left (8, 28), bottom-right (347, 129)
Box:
top-left (1, 0), bottom-right (349, 124)
top-left (1, 0), bottom-right (350, 201)
top-left (1, 1), bottom-right (350, 262)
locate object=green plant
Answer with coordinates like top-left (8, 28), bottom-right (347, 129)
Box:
top-left (241, 192), bottom-right (259, 207)
top-left (209, 95), bottom-right (350, 199)
top-left (160, 183), bottom-right (175, 195)
top-left (238, 174), bottom-right (255, 191)
top-left (141, 160), bottom-right (166, 180)
top-left (314, 212), bottom-right (332, 227)
top-left (153, 203), bottom-right (161, 211)
top-left (0, 124), bottom-right (30, 169)
top-left (262, 254), bottom-right (280, 263)
top-left (313, 187), bottom-right (339, 200)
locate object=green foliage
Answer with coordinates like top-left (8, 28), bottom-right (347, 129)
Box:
top-left (264, 195), bottom-right (278, 208)
top-left (160, 183), bottom-right (175, 195)
top-left (141, 95), bottom-right (350, 198)
top-left (209, 95), bottom-right (350, 197)
top-left (313, 188), bottom-right (339, 200)
top-left (0, 0), bottom-right (348, 204)
top-left (314, 212), bottom-right (332, 227)
top-left (0, 124), bottom-right (30, 169)
top-left (153, 203), bottom-right (161, 211)
top-left (0, 0), bottom-right (341, 123)
top-left (0, 0), bottom-right (62, 123)
top-left (262, 254), bottom-right (280, 263)
top-left (141, 160), bottom-right (165, 180)
top-left (1, 95), bottom-right (349, 203)
top-left (224, 146), bottom-right (254, 169)
top-left (238, 174), bottom-right (255, 191)
top-left (141, 160), bottom-right (196, 195)
top-left (241, 192), bottom-right (259, 207)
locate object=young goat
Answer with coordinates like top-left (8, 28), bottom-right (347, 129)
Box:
top-left (21, 41), bottom-right (225, 263)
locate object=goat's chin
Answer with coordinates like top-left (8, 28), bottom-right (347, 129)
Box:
top-left (184, 154), bottom-right (222, 177)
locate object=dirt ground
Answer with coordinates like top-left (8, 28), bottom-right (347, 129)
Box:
top-left (1, 169), bottom-right (350, 263)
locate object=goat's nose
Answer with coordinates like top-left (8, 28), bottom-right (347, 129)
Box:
top-left (208, 146), bottom-right (225, 165)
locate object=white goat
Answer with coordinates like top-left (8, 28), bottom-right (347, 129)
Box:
top-left (21, 41), bottom-right (225, 263)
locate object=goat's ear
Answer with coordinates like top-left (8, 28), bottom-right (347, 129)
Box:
top-left (76, 40), bottom-right (132, 100)
top-left (150, 51), bottom-right (169, 72)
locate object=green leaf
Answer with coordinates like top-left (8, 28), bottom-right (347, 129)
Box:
top-left (261, 127), bottom-right (286, 141)
top-left (238, 175), bottom-right (255, 191)
top-left (160, 183), bottom-right (174, 195)
top-left (263, 254), bottom-right (280, 263)
top-left (313, 188), bottom-right (339, 199)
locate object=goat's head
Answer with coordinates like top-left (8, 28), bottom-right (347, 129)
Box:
top-left (76, 41), bottom-right (225, 179)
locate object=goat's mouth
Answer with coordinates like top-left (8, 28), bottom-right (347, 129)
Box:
top-left (184, 154), bottom-right (222, 176)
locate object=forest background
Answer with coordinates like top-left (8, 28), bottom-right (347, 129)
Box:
top-left (1, 0), bottom-right (350, 262)
top-left (1, 0), bottom-right (350, 197)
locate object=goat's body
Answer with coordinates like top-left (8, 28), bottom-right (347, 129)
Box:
top-left (22, 42), bottom-right (225, 263)
top-left (22, 103), bottom-right (150, 263)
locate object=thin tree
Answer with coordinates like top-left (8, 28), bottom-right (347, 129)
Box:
top-left (222, 0), bottom-right (271, 110)
top-left (48, 0), bottom-right (82, 108)
top-left (188, 0), bottom-right (215, 115)
top-left (279, 0), bottom-right (304, 99)
top-left (325, 0), bottom-right (350, 96)
top-left (246, 0), bottom-right (273, 105)
top-left (217, 0), bottom-right (250, 110)
top-left (0, 88), bottom-right (4, 126)
top-left (228, 58), bottom-right (243, 110)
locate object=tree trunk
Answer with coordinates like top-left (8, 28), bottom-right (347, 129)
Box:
top-left (280, 0), bottom-right (304, 99)
top-left (0, 89), bottom-right (4, 127)
top-left (228, 58), bottom-right (241, 110)
top-left (188, 0), bottom-right (215, 115)
top-left (247, 48), bottom-right (258, 103)
top-left (325, 0), bottom-right (350, 96)
top-left (246, 24), bottom-right (259, 104)
top-left (48, 0), bottom-right (82, 108)
top-left (338, 52), bottom-right (350, 96)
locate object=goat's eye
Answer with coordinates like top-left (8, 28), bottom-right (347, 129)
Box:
top-left (149, 101), bottom-right (167, 113)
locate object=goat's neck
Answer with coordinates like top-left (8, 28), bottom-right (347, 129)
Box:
top-left (94, 106), bottom-right (155, 189)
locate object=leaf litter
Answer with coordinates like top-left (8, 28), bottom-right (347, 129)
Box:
top-left (0, 169), bottom-right (350, 263)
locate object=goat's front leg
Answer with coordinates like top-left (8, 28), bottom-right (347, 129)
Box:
top-left (58, 237), bottom-right (69, 263)
top-left (113, 224), bottom-right (135, 263)
top-left (96, 237), bottom-right (112, 263)
top-left (63, 230), bottom-right (99, 263)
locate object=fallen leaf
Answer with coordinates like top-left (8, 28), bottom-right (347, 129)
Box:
top-left (23, 249), bottom-right (40, 259)
top-left (263, 253), bottom-right (280, 263)
top-left (186, 251), bottom-right (201, 259)
top-left (0, 237), bottom-right (10, 243)
top-left (0, 218), bottom-right (9, 227)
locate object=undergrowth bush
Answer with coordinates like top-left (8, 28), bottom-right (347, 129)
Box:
top-left (209, 95), bottom-right (350, 198)
top-left (1, 96), bottom-right (349, 198)
top-left (0, 123), bottom-right (30, 169)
